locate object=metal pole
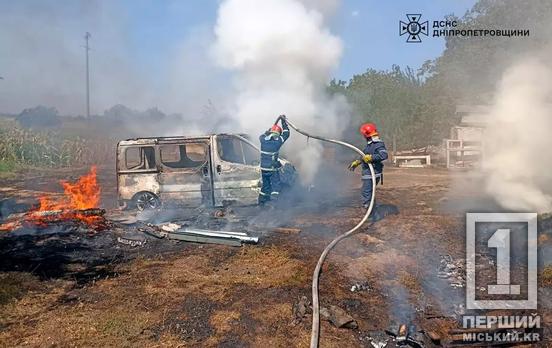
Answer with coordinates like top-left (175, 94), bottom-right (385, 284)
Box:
top-left (84, 32), bottom-right (91, 118)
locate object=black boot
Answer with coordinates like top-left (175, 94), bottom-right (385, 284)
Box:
top-left (258, 195), bottom-right (270, 206)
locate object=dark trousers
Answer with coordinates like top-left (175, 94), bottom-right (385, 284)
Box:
top-left (361, 177), bottom-right (380, 206)
top-left (259, 170), bottom-right (281, 203)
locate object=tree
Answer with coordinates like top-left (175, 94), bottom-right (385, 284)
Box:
top-left (16, 106), bottom-right (61, 129)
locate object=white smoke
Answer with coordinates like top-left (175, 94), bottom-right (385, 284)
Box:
top-left (483, 57), bottom-right (552, 212)
top-left (211, 0), bottom-right (349, 183)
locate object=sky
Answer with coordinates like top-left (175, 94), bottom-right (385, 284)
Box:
top-left (118, 0), bottom-right (476, 80)
top-left (118, 0), bottom-right (477, 81)
top-left (0, 0), bottom-right (478, 114)
top-left (332, 0), bottom-right (477, 79)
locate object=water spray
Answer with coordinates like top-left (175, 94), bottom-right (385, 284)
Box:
top-left (275, 116), bottom-right (376, 348)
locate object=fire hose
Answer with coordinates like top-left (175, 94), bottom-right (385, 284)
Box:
top-left (274, 116), bottom-right (376, 348)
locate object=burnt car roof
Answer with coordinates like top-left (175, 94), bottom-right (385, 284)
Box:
top-left (118, 134), bottom-right (250, 146)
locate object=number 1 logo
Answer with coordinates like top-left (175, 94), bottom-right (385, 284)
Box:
top-left (466, 213), bottom-right (537, 309)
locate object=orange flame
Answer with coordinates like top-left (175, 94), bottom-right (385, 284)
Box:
top-left (38, 166), bottom-right (100, 212)
top-left (32, 166), bottom-right (102, 225)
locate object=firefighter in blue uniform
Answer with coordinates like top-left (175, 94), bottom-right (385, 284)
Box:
top-left (348, 123), bottom-right (388, 210)
top-left (258, 115), bottom-right (290, 204)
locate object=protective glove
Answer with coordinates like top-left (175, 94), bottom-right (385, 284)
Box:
top-left (348, 160), bottom-right (361, 171)
top-left (362, 154), bottom-right (373, 163)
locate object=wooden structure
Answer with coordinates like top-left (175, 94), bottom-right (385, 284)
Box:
top-left (444, 105), bottom-right (488, 169)
top-left (393, 154), bottom-right (431, 168)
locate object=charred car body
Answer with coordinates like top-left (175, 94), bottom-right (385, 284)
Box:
top-left (116, 134), bottom-right (296, 210)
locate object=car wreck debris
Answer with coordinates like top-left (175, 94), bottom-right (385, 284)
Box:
top-left (383, 323), bottom-right (425, 348)
top-left (363, 331), bottom-right (389, 348)
top-left (158, 223), bottom-right (258, 246)
top-left (292, 296), bottom-right (311, 325)
top-left (117, 236), bottom-right (147, 247)
top-left (271, 227), bottom-right (301, 234)
top-left (350, 281), bottom-right (371, 292)
top-left (319, 305), bottom-right (358, 329)
top-left (437, 254), bottom-right (465, 288)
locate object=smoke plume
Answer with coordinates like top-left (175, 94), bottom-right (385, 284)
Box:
top-left (211, 0), bottom-right (350, 183)
top-left (483, 57), bottom-right (552, 212)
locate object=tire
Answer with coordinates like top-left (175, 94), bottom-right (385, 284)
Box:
top-left (133, 192), bottom-right (161, 211)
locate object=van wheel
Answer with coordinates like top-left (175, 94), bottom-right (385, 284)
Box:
top-left (133, 192), bottom-right (161, 211)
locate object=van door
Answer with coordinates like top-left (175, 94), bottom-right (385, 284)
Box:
top-left (117, 145), bottom-right (160, 207)
top-left (157, 140), bottom-right (213, 207)
top-left (211, 135), bottom-right (261, 206)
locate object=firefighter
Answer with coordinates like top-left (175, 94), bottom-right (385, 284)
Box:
top-left (258, 115), bottom-right (290, 205)
top-left (348, 123), bottom-right (388, 210)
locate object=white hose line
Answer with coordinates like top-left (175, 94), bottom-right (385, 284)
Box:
top-left (281, 118), bottom-right (376, 348)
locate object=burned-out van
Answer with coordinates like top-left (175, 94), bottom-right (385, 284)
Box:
top-left (116, 134), bottom-right (296, 210)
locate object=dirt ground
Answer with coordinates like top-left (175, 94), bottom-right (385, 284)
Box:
top-left (0, 166), bottom-right (550, 347)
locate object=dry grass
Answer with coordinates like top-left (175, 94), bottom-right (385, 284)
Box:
top-left (398, 271), bottom-right (422, 293)
top-left (220, 245), bottom-right (308, 287)
top-left (0, 245), bottom-right (311, 347)
top-left (0, 272), bottom-right (42, 305)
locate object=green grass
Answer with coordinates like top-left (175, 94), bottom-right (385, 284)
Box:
top-left (0, 159), bottom-right (18, 178)
top-left (0, 122), bottom-right (114, 169)
top-left (0, 159), bottom-right (16, 172)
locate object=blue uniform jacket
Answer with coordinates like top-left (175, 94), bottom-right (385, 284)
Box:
top-left (360, 137), bottom-right (388, 179)
top-left (259, 121), bottom-right (290, 171)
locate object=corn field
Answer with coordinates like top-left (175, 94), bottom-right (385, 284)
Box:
top-left (0, 127), bottom-right (114, 168)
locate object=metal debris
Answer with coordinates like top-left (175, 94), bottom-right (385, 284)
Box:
top-left (117, 236), bottom-right (147, 247)
top-left (319, 305), bottom-right (358, 329)
top-left (292, 296), bottom-right (311, 325)
top-left (361, 331), bottom-right (389, 348)
top-left (160, 222), bottom-right (181, 232)
top-left (157, 223), bottom-right (258, 246)
top-left (350, 281), bottom-right (371, 292)
top-left (271, 227), bottom-right (301, 234)
top-left (438, 253), bottom-right (495, 290)
top-left (438, 254), bottom-right (465, 288)
top-left (384, 324), bottom-right (425, 348)
top-left (397, 324), bottom-right (408, 342)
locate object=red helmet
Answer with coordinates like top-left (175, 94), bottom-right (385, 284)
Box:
top-left (359, 123), bottom-right (378, 137)
top-left (270, 124), bottom-right (282, 134)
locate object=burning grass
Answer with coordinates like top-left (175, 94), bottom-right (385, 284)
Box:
top-left (0, 166), bottom-right (104, 231)
top-left (37, 165), bottom-right (100, 211)
top-left (33, 165), bottom-right (101, 224)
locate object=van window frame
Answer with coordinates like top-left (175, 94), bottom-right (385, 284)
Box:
top-left (118, 145), bottom-right (158, 173)
top-left (216, 135), bottom-right (259, 167)
top-left (159, 142), bottom-right (209, 173)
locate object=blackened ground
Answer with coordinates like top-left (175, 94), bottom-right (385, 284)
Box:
top-left (0, 221), bottom-right (189, 284)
